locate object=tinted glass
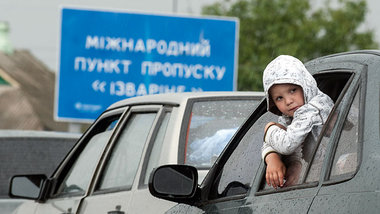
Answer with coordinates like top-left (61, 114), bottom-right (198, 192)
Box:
top-left (305, 91), bottom-right (358, 183)
top-left (185, 100), bottom-right (259, 168)
top-left (215, 112), bottom-right (277, 197)
top-left (329, 88), bottom-right (360, 179)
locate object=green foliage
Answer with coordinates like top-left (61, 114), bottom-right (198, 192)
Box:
top-left (202, 0), bottom-right (378, 91)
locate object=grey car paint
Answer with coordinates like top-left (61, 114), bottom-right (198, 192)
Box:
top-left (149, 50), bottom-right (380, 213)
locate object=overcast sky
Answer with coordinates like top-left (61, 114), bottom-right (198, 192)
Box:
top-left (1, 0), bottom-right (379, 71)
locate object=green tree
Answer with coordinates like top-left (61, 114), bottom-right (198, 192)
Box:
top-left (202, 0), bottom-right (378, 91)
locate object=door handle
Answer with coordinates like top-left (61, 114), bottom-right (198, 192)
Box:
top-left (107, 205), bottom-right (125, 214)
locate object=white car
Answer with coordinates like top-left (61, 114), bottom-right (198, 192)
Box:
top-left (0, 130), bottom-right (79, 214)
top-left (9, 91), bottom-right (263, 214)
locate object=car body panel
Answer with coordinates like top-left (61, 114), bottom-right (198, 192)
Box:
top-left (149, 50), bottom-right (380, 214)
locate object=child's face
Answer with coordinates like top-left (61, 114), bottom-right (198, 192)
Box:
top-left (270, 83), bottom-right (304, 117)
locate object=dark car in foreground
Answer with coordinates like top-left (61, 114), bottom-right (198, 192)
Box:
top-left (8, 92), bottom-right (263, 214)
top-left (0, 130), bottom-right (79, 214)
top-left (149, 50), bottom-right (380, 213)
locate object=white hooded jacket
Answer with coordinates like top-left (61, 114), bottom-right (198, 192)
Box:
top-left (261, 55), bottom-right (334, 161)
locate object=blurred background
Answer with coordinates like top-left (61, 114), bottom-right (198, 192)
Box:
top-left (0, 0), bottom-right (379, 131)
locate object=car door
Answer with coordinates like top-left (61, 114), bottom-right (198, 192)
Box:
top-left (308, 54), bottom-right (380, 213)
top-left (149, 52), bottom-right (380, 214)
top-left (78, 105), bottom-right (169, 214)
top-left (194, 71), bottom-right (357, 213)
top-left (198, 106), bottom-right (318, 213)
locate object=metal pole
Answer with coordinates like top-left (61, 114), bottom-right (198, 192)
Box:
top-left (172, 0), bottom-right (178, 13)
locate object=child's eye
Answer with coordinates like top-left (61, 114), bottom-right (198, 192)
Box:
top-left (275, 96), bottom-right (282, 101)
top-left (290, 88), bottom-right (297, 93)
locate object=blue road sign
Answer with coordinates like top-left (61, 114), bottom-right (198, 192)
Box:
top-left (56, 7), bottom-right (239, 122)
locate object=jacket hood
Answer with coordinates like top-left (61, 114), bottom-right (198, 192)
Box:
top-left (263, 55), bottom-right (318, 115)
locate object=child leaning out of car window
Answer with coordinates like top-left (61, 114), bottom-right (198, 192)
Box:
top-left (261, 55), bottom-right (334, 189)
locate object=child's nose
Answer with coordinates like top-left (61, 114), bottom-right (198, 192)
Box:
top-left (285, 97), bottom-right (293, 105)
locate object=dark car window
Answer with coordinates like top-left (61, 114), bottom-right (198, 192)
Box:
top-left (301, 92), bottom-right (351, 184)
top-left (328, 87), bottom-right (360, 180)
top-left (305, 81), bottom-right (360, 184)
top-left (211, 111), bottom-right (277, 198)
top-left (184, 99), bottom-right (259, 169)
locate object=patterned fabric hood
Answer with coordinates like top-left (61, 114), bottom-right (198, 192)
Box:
top-left (263, 55), bottom-right (319, 116)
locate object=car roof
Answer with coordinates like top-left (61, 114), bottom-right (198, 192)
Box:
top-left (305, 49), bottom-right (380, 66)
top-left (0, 130), bottom-right (81, 139)
top-left (107, 91), bottom-right (265, 110)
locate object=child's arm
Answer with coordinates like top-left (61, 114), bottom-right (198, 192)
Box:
top-left (265, 106), bottom-right (322, 155)
top-left (262, 122), bottom-right (287, 188)
top-left (262, 122), bottom-right (287, 159)
top-left (265, 152), bottom-right (286, 188)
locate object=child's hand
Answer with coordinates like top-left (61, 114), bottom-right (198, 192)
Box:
top-left (265, 153), bottom-right (286, 189)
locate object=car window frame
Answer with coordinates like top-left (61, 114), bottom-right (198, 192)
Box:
top-left (88, 105), bottom-right (165, 195)
top-left (301, 73), bottom-right (358, 184)
top-left (323, 85), bottom-right (362, 182)
top-left (49, 107), bottom-right (127, 198)
top-left (138, 107), bottom-right (174, 188)
top-left (198, 68), bottom-right (364, 204)
top-left (322, 70), bottom-right (365, 185)
top-left (255, 70), bottom-right (363, 196)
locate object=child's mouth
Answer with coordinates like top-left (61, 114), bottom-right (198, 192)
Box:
top-left (290, 106), bottom-right (299, 112)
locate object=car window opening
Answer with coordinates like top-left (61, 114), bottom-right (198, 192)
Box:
top-left (259, 72), bottom-right (354, 191)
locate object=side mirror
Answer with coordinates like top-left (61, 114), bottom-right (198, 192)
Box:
top-left (9, 174), bottom-right (47, 200)
top-left (149, 165), bottom-right (199, 204)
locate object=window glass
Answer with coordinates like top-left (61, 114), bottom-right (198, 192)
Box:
top-left (143, 112), bottom-right (171, 185)
top-left (213, 112), bottom-right (277, 198)
top-left (57, 128), bottom-right (114, 195)
top-left (304, 122), bottom-right (333, 183)
top-left (300, 106), bottom-right (346, 184)
top-left (305, 90), bottom-right (359, 183)
top-left (98, 112), bottom-right (156, 190)
top-left (185, 100), bottom-right (259, 168)
top-left (329, 88), bottom-right (360, 179)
